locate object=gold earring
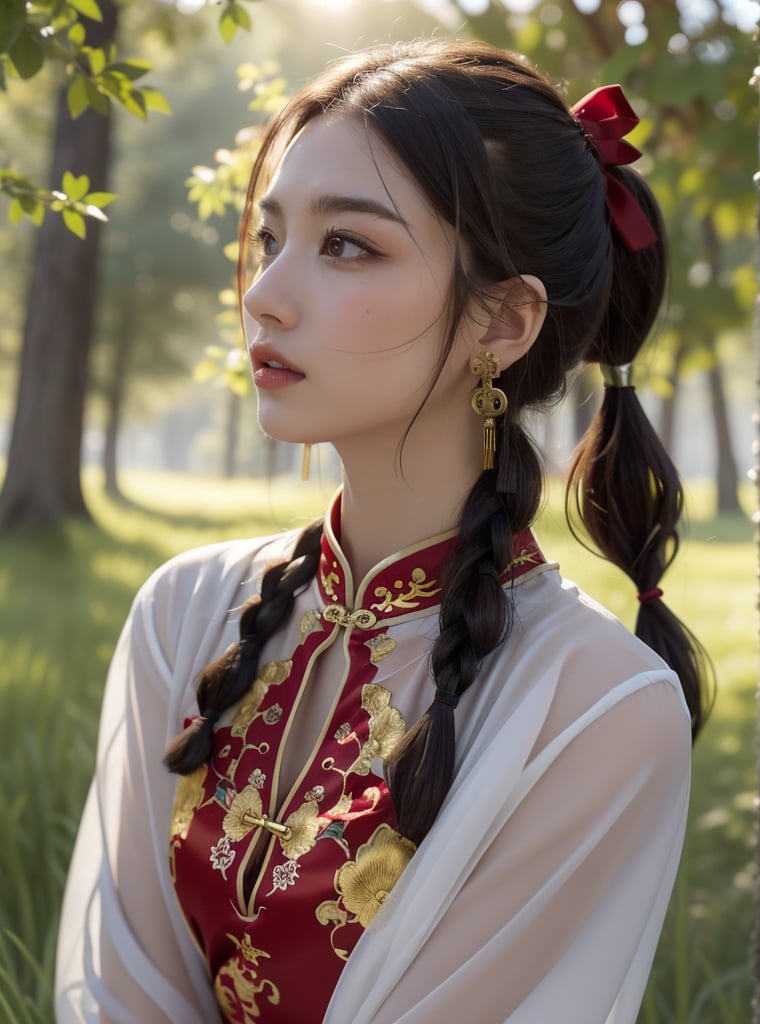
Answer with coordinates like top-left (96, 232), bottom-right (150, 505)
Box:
top-left (301, 444), bottom-right (312, 481)
top-left (471, 351), bottom-right (507, 470)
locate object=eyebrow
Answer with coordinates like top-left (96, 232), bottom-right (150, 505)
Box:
top-left (258, 193), bottom-right (408, 227)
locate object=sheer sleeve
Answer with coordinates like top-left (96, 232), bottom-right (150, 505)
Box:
top-left (328, 671), bottom-right (691, 1024)
top-left (55, 561), bottom-right (234, 1024)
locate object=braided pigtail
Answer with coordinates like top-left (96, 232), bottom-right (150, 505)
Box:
top-left (567, 166), bottom-right (712, 739)
top-left (164, 519), bottom-right (324, 774)
top-left (386, 422), bottom-right (542, 845)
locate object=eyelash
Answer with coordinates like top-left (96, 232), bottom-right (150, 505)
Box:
top-left (249, 225), bottom-right (379, 263)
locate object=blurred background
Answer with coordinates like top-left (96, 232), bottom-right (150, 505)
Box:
top-left (0, 1), bottom-right (757, 1021)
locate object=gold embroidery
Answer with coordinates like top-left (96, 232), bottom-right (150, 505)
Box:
top-left (370, 567), bottom-right (441, 613)
top-left (280, 800), bottom-right (320, 859)
top-left (170, 764), bottom-right (208, 840)
top-left (214, 935), bottom-right (280, 1023)
top-left (334, 824), bottom-right (416, 927)
top-left (315, 900), bottom-right (350, 960)
top-left (231, 660), bottom-right (292, 737)
top-left (322, 604), bottom-right (377, 630)
top-left (223, 785), bottom-right (264, 841)
top-left (321, 559), bottom-right (340, 598)
top-left (364, 633), bottom-right (397, 663)
top-left (506, 548), bottom-right (540, 570)
top-left (350, 695), bottom-right (405, 777)
top-left (299, 609), bottom-right (325, 644)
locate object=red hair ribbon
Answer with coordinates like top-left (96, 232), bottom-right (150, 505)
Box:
top-left (571, 85), bottom-right (657, 252)
top-left (637, 587), bottom-right (663, 603)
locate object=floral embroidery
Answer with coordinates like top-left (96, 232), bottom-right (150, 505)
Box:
top-left (364, 633), bottom-right (397, 664)
top-left (334, 824), bottom-right (416, 927)
top-left (231, 660), bottom-right (292, 737)
top-left (170, 764), bottom-right (208, 840)
top-left (304, 784), bottom-right (325, 803)
top-left (347, 685), bottom-right (405, 776)
top-left (262, 704), bottom-right (283, 725)
top-left (334, 723), bottom-right (351, 741)
top-left (315, 900), bottom-right (350, 961)
top-left (280, 800), bottom-right (321, 859)
top-left (223, 785), bottom-right (264, 841)
top-left (299, 609), bottom-right (325, 644)
top-left (370, 567), bottom-right (441, 613)
top-left (210, 835), bottom-right (236, 880)
top-left (267, 859), bottom-right (300, 895)
top-left (214, 935), bottom-right (280, 1024)
top-left (248, 768), bottom-right (266, 789)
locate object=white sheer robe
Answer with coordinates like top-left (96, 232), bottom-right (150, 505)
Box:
top-left (55, 529), bottom-right (691, 1024)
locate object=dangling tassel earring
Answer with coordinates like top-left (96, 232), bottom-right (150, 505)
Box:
top-left (471, 351), bottom-right (507, 470)
top-left (301, 444), bottom-right (312, 481)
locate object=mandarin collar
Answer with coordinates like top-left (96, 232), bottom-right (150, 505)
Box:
top-left (316, 490), bottom-right (545, 626)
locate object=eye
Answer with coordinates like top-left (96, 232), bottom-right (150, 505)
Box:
top-left (321, 231), bottom-right (372, 261)
top-left (251, 226), bottom-right (279, 260)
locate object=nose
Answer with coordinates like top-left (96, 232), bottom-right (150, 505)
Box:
top-left (242, 260), bottom-right (299, 331)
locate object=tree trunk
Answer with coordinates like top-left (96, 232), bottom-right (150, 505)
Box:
top-left (658, 337), bottom-right (686, 456)
top-left (706, 350), bottom-right (741, 514)
top-left (103, 297), bottom-right (136, 500)
top-left (0, 3), bottom-right (117, 529)
top-left (700, 214), bottom-right (741, 515)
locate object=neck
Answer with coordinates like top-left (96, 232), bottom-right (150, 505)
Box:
top-left (333, 421), bottom-right (482, 582)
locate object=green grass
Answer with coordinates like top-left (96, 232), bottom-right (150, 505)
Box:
top-left (0, 468), bottom-right (755, 1022)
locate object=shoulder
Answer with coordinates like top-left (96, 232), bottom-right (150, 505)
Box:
top-left (506, 567), bottom-right (690, 756)
top-left (127, 529), bottom-right (303, 675)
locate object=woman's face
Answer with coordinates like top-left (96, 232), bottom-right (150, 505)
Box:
top-left (242, 114), bottom-right (482, 459)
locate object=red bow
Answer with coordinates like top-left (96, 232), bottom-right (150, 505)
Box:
top-left (571, 85), bottom-right (657, 252)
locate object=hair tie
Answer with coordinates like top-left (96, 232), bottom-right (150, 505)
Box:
top-left (434, 688), bottom-right (459, 709)
top-left (202, 709), bottom-right (221, 727)
top-left (600, 362), bottom-right (634, 388)
top-left (571, 85), bottom-right (657, 252)
top-left (637, 587), bottom-right (663, 603)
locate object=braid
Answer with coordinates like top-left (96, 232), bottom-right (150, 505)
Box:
top-left (164, 519), bottom-right (324, 774)
top-left (567, 385), bottom-right (712, 739)
top-left (386, 421), bottom-right (542, 845)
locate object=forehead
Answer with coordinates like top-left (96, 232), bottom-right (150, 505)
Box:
top-left (260, 113), bottom-right (435, 228)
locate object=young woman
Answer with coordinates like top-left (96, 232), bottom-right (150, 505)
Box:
top-left (56, 38), bottom-right (710, 1024)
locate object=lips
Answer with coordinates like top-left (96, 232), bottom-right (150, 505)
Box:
top-left (250, 343), bottom-right (305, 390)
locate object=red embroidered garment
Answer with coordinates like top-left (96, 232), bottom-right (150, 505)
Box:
top-left (169, 498), bottom-right (545, 1024)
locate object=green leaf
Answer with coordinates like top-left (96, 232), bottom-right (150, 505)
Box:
top-left (8, 198), bottom-right (24, 226)
top-left (106, 59), bottom-right (152, 82)
top-left (121, 87), bottom-right (147, 119)
top-left (84, 77), bottom-right (109, 116)
top-left (62, 172), bottom-right (90, 201)
top-left (69, 0), bottom-right (103, 21)
top-left (0, 0), bottom-right (26, 54)
top-left (219, 8), bottom-right (238, 45)
top-left (27, 201), bottom-right (45, 226)
top-left (67, 22), bottom-right (86, 47)
top-left (8, 28), bottom-right (44, 80)
top-left (231, 2), bottom-right (251, 31)
top-left (83, 191), bottom-right (116, 209)
top-left (88, 47), bottom-right (106, 76)
top-left (62, 208), bottom-right (86, 238)
top-left (141, 87), bottom-right (171, 115)
top-left (67, 76), bottom-right (89, 119)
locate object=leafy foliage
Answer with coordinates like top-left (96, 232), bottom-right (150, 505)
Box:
top-left (0, 0), bottom-right (256, 235)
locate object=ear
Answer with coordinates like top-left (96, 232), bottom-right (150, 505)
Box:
top-left (474, 275), bottom-right (547, 370)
